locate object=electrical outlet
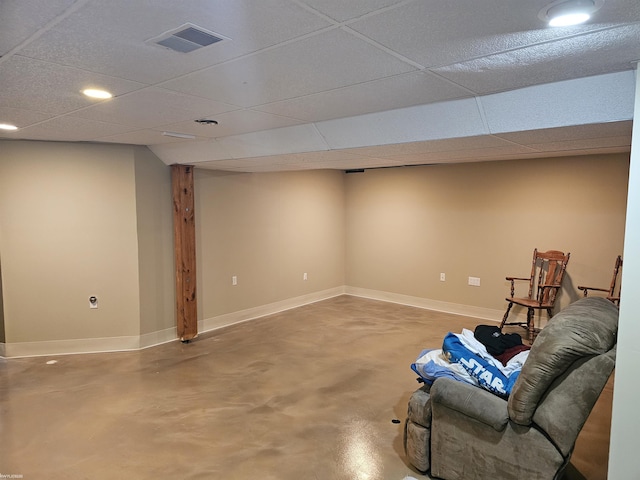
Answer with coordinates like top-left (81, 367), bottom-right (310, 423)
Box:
top-left (468, 276), bottom-right (481, 287)
top-left (440, 273), bottom-right (446, 282)
top-left (232, 276), bottom-right (237, 286)
top-left (303, 272), bottom-right (308, 281)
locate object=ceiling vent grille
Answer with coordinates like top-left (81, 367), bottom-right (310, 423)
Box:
top-left (148, 24), bottom-right (226, 53)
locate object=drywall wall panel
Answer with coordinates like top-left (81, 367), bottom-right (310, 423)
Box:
top-left (481, 71), bottom-right (636, 134)
top-left (195, 169), bottom-right (346, 319)
top-left (316, 97), bottom-right (487, 150)
top-left (150, 72), bottom-right (635, 167)
top-left (345, 154), bottom-right (629, 316)
top-left (608, 68), bottom-right (640, 480)
top-left (0, 257), bottom-right (5, 344)
top-left (0, 141), bottom-right (141, 343)
top-left (134, 147), bottom-right (175, 337)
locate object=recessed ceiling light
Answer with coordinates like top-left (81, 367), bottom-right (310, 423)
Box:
top-left (82, 88), bottom-right (113, 99)
top-left (539, 0), bottom-right (602, 27)
top-left (0, 123), bottom-right (18, 131)
top-left (549, 11), bottom-right (590, 26)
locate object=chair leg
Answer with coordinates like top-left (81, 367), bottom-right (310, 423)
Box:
top-left (500, 302), bottom-right (513, 330)
top-left (527, 308), bottom-right (535, 343)
top-left (546, 308), bottom-right (553, 319)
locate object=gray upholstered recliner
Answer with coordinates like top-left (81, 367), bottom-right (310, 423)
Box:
top-left (404, 296), bottom-right (618, 480)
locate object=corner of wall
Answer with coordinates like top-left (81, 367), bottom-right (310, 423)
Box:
top-left (201, 287), bottom-right (346, 333)
top-left (0, 258), bottom-right (5, 345)
top-left (134, 147), bottom-right (176, 338)
top-left (344, 286), bottom-right (511, 323)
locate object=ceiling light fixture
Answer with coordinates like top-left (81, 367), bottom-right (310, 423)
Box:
top-left (82, 88), bottom-right (113, 99)
top-left (539, 0), bottom-right (602, 27)
top-left (0, 123), bottom-right (18, 131)
top-left (162, 131), bottom-right (196, 139)
top-left (195, 119), bottom-right (218, 125)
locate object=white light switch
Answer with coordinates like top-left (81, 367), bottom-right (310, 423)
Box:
top-left (232, 276), bottom-right (237, 286)
top-left (468, 276), bottom-right (481, 287)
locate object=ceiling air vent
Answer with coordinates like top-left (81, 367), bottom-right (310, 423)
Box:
top-left (148, 24), bottom-right (226, 53)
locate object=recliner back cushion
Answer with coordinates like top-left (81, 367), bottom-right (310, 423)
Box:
top-left (508, 297), bottom-right (618, 425)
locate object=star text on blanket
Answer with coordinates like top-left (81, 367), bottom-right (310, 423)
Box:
top-left (458, 357), bottom-right (505, 393)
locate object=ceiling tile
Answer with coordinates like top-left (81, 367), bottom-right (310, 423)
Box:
top-left (433, 23), bottom-right (640, 94)
top-left (17, 0), bottom-right (333, 84)
top-left (593, 0), bottom-right (640, 22)
top-left (5, 115), bottom-right (137, 142)
top-left (71, 87), bottom-right (237, 128)
top-left (149, 138), bottom-right (237, 165)
top-left (97, 129), bottom-right (198, 145)
top-left (0, 55), bottom-right (146, 114)
top-left (432, 25), bottom-right (640, 94)
top-left (345, 135), bottom-right (521, 157)
top-left (255, 71), bottom-right (473, 122)
top-left (200, 149), bottom-right (370, 167)
top-left (196, 157), bottom-right (282, 169)
top-left (300, 157), bottom-right (399, 169)
top-left (316, 98), bottom-right (487, 149)
top-left (217, 124), bottom-right (330, 158)
top-left (480, 72), bottom-right (635, 134)
top-left (162, 27), bottom-right (416, 107)
top-left (1, 0), bottom-right (637, 172)
top-left (0, 0), bottom-right (77, 55)
top-left (155, 109), bottom-right (305, 141)
top-left (0, 107), bottom-right (55, 130)
top-left (298, 0), bottom-right (406, 22)
top-left (197, 151), bottom-right (395, 172)
top-left (347, 0), bottom-right (616, 70)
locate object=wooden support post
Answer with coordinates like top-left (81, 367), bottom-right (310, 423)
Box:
top-left (171, 164), bottom-right (198, 341)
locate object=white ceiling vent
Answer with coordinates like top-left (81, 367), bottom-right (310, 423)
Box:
top-left (148, 24), bottom-right (227, 53)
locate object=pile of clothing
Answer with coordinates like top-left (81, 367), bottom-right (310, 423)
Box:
top-left (411, 325), bottom-right (530, 397)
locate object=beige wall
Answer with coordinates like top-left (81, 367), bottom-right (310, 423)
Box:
top-left (195, 169), bottom-right (346, 320)
top-left (345, 154), bottom-right (629, 317)
top-left (0, 140), bottom-right (347, 351)
top-left (0, 141), bottom-right (175, 347)
top-left (0, 140), bottom-right (629, 352)
top-left (0, 139), bottom-right (634, 473)
top-left (0, 258), bottom-right (5, 344)
top-left (134, 148), bottom-right (175, 336)
top-left (0, 141), bottom-right (140, 343)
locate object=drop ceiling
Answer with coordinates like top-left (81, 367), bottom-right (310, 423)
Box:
top-left (0, 0), bottom-right (638, 172)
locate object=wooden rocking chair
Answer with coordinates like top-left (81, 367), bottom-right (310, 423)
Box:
top-left (500, 248), bottom-right (570, 341)
top-left (578, 255), bottom-right (622, 306)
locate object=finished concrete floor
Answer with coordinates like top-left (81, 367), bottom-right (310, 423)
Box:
top-left (0, 296), bottom-right (612, 479)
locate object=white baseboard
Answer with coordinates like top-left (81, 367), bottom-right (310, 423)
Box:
top-left (139, 326), bottom-right (178, 349)
top-left (3, 334), bottom-right (141, 358)
top-left (3, 327), bottom-right (179, 358)
top-left (1, 287), bottom-right (346, 358)
top-left (344, 286), bottom-right (529, 324)
top-left (1, 285), bottom-right (530, 358)
top-left (200, 286), bottom-right (346, 333)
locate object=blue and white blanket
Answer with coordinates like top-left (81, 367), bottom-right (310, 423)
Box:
top-left (411, 328), bottom-right (528, 397)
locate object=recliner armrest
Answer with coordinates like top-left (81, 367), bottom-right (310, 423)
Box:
top-left (431, 377), bottom-right (509, 431)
